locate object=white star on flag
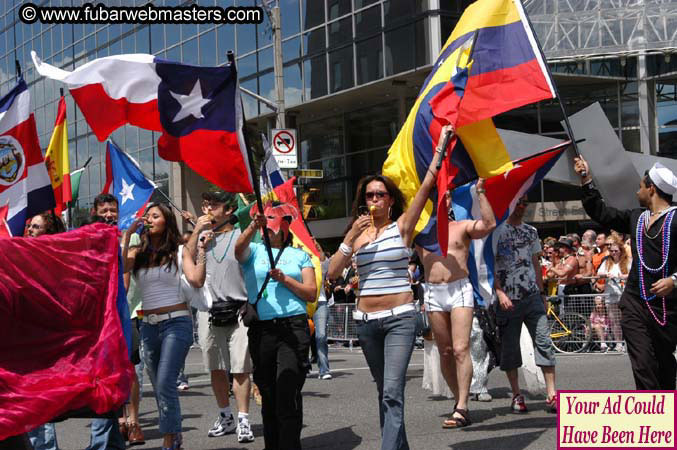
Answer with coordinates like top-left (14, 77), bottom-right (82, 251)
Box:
top-left (169, 79), bottom-right (211, 123)
top-left (503, 163), bottom-right (522, 179)
top-left (119, 178), bottom-right (135, 205)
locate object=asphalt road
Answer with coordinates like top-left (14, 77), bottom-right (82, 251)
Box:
top-left (53, 345), bottom-right (635, 450)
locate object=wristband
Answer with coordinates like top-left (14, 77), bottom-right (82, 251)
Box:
top-left (339, 242), bottom-right (352, 256)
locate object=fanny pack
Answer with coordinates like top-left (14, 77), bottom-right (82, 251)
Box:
top-left (209, 300), bottom-right (242, 327)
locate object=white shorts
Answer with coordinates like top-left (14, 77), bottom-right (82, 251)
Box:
top-left (424, 278), bottom-right (474, 312)
top-left (197, 310), bottom-right (252, 373)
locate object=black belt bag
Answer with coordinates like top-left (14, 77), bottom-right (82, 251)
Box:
top-left (209, 301), bottom-right (242, 327)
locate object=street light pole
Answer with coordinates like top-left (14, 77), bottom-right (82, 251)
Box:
top-left (272, 4), bottom-right (286, 129)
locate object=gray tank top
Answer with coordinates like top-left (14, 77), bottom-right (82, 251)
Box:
top-left (205, 228), bottom-right (247, 304)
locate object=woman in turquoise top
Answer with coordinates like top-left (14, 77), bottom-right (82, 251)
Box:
top-left (234, 202), bottom-right (316, 450)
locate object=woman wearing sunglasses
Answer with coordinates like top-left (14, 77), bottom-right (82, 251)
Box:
top-left (328, 125), bottom-right (452, 450)
top-left (122, 203), bottom-right (210, 450)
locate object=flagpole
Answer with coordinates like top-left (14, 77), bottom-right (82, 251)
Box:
top-left (516, 0), bottom-right (587, 176)
top-left (228, 50), bottom-right (277, 269)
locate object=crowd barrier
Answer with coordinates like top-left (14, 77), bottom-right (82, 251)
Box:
top-left (324, 294), bottom-right (625, 354)
top-left (548, 292), bottom-right (625, 353)
top-left (326, 303), bottom-right (359, 347)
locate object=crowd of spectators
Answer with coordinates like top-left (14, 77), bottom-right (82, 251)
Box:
top-left (540, 229), bottom-right (631, 352)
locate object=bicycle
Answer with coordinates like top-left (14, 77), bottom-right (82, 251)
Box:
top-left (546, 296), bottom-right (592, 353)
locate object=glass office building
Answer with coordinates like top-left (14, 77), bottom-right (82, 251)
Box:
top-left (1, 0), bottom-right (676, 234)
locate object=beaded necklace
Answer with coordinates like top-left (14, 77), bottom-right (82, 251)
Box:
top-left (211, 231), bottom-right (236, 264)
top-left (636, 209), bottom-right (675, 326)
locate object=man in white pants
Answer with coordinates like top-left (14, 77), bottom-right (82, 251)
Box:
top-left (188, 191), bottom-right (254, 443)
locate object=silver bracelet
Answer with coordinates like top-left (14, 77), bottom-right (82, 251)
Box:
top-left (339, 242), bottom-right (352, 256)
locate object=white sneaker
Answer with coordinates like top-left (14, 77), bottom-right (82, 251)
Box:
top-left (237, 420), bottom-right (255, 443)
top-left (319, 373), bottom-right (332, 380)
top-left (614, 343), bottom-right (625, 352)
top-left (207, 413), bottom-right (236, 437)
top-left (600, 343), bottom-right (608, 352)
top-left (477, 392), bottom-right (492, 402)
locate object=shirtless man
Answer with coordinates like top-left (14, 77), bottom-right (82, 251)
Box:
top-left (416, 182), bottom-right (496, 428)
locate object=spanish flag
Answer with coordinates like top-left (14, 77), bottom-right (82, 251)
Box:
top-left (44, 96), bottom-right (71, 215)
top-left (383, 0), bottom-right (556, 256)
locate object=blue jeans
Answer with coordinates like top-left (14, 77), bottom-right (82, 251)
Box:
top-left (314, 302), bottom-right (331, 375)
top-left (141, 315), bottom-right (192, 434)
top-left (356, 310), bottom-right (416, 450)
top-left (27, 423), bottom-right (58, 450)
top-left (87, 418), bottom-right (125, 450)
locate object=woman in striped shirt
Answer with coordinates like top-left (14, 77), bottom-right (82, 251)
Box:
top-left (328, 125), bottom-right (451, 450)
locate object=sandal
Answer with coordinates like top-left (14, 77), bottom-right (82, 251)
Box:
top-left (546, 395), bottom-right (558, 413)
top-left (443, 407), bottom-right (472, 428)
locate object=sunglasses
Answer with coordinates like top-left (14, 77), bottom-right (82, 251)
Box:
top-left (365, 191), bottom-right (389, 200)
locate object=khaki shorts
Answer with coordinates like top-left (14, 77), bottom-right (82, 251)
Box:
top-left (197, 310), bottom-right (252, 373)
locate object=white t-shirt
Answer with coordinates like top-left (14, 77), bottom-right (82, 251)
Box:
top-left (597, 259), bottom-right (630, 304)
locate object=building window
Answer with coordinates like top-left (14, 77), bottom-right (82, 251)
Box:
top-left (281, 0), bottom-right (301, 38)
top-left (328, 0), bottom-right (352, 21)
top-left (328, 16), bottom-right (352, 49)
top-left (356, 35), bottom-right (383, 85)
top-left (329, 45), bottom-right (354, 93)
top-left (302, 0), bottom-right (325, 31)
top-left (657, 83), bottom-right (677, 158)
top-left (303, 54), bottom-right (328, 99)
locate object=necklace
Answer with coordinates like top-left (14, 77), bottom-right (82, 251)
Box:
top-left (211, 231), bottom-right (236, 264)
top-left (636, 209), bottom-right (675, 326)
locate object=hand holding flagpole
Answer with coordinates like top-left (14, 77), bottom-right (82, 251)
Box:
top-left (435, 126), bottom-right (455, 171)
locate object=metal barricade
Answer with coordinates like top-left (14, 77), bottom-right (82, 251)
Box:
top-left (548, 292), bottom-right (625, 353)
top-left (326, 303), bottom-right (359, 347)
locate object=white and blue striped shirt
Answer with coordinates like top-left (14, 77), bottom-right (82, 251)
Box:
top-left (355, 222), bottom-right (412, 296)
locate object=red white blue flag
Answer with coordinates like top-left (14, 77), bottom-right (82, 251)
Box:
top-left (31, 52), bottom-right (254, 194)
top-left (102, 140), bottom-right (156, 230)
top-left (451, 143), bottom-right (568, 306)
top-left (0, 80), bottom-right (55, 237)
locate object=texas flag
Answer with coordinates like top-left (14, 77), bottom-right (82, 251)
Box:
top-left (102, 140), bottom-right (156, 230)
top-left (31, 52), bottom-right (254, 194)
top-left (0, 80), bottom-right (55, 237)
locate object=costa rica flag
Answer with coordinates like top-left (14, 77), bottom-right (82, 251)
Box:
top-left (0, 80), bottom-right (55, 237)
top-left (31, 52), bottom-right (253, 194)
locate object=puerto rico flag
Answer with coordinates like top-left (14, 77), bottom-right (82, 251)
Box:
top-left (451, 143), bottom-right (568, 307)
top-left (0, 80), bottom-right (55, 237)
top-left (31, 51), bottom-right (254, 194)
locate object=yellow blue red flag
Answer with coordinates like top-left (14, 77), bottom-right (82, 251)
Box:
top-left (383, 0), bottom-right (556, 255)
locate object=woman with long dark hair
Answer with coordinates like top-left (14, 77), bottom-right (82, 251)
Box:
top-left (327, 126), bottom-right (448, 450)
top-left (122, 203), bottom-right (209, 450)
